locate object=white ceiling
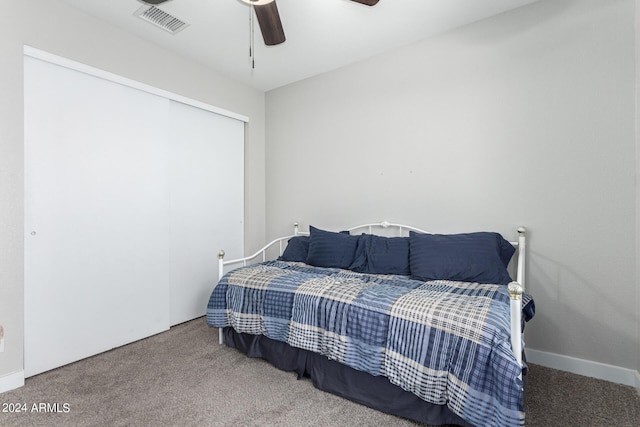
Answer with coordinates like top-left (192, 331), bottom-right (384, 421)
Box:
top-left (58, 0), bottom-right (539, 92)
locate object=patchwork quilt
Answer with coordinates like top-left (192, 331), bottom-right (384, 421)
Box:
top-left (206, 261), bottom-right (534, 427)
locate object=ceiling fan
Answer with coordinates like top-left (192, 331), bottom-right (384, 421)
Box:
top-left (139, 0), bottom-right (380, 46)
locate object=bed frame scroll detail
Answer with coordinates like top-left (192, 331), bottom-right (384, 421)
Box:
top-left (217, 222), bottom-right (306, 280)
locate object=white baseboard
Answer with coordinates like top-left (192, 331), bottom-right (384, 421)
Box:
top-left (527, 348), bottom-right (640, 391)
top-left (0, 371), bottom-right (24, 394)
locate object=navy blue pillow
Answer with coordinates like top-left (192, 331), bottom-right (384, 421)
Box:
top-left (350, 234), bottom-right (410, 275)
top-left (306, 226), bottom-right (360, 269)
top-left (497, 236), bottom-right (516, 268)
top-left (278, 236), bottom-right (310, 262)
top-left (409, 231), bottom-right (513, 285)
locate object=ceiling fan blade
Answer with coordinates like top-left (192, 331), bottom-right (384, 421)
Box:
top-left (138, 0), bottom-right (172, 5)
top-left (349, 0), bottom-right (380, 5)
top-left (254, 1), bottom-right (286, 46)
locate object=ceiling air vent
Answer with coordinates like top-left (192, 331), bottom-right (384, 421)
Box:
top-left (134, 6), bottom-right (189, 35)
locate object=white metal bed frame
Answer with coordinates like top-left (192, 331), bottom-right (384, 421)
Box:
top-left (216, 221), bottom-right (527, 370)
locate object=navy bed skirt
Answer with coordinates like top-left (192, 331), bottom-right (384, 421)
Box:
top-left (222, 327), bottom-right (475, 427)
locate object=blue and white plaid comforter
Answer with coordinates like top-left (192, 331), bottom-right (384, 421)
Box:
top-left (206, 261), bottom-right (534, 427)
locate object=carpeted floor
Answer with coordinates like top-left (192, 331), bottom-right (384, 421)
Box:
top-left (1, 318), bottom-right (638, 426)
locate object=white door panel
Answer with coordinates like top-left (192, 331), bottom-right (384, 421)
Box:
top-left (168, 101), bottom-right (244, 325)
top-left (24, 56), bottom-right (171, 376)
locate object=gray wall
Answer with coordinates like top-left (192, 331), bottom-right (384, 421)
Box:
top-left (637, 0), bottom-right (640, 379)
top-left (0, 0), bottom-right (265, 381)
top-left (266, 0), bottom-right (638, 372)
top-left (2, 0), bottom-right (638, 387)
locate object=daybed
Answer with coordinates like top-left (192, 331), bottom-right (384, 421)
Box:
top-left (206, 222), bottom-right (535, 427)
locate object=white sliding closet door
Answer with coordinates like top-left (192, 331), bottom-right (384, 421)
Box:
top-left (24, 56), bottom-right (171, 377)
top-left (24, 52), bottom-right (245, 377)
top-left (168, 101), bottom-right (243, 325)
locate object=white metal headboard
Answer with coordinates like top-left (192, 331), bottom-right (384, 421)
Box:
top-left (346, 220), bottom-right (429, 236)
top-left (218, 221), bottom-right (526, 292)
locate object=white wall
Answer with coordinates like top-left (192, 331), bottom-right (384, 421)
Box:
top-left (2, 0), bottom-right (637, 390)
top-left (0, 0), bottom-right (265, 386)
top-left (636, 0), bottom-right (640, 380)
top-left (266, 0), bottom-right (638, 376)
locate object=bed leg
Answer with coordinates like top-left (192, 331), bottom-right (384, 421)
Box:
top-left (508, 282), bottom-right (523, 376)
top-left (219, 328), bottom-right (224, 345)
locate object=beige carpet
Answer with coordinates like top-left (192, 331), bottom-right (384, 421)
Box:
top-left (1, 318), bottom-right (638, 426)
